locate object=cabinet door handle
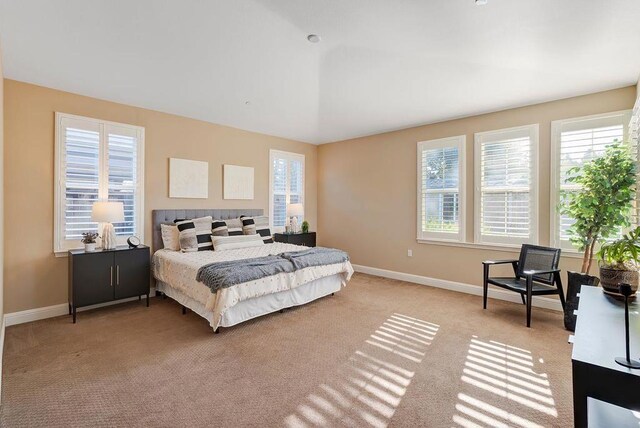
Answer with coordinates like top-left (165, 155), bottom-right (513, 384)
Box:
top-left (117, 265), bottom-right (120, 285)
top-left (110, 266), bottom-right (113, 287)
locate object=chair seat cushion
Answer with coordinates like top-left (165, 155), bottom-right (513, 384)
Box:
top-left (488, 277), bottom-right (557, 293)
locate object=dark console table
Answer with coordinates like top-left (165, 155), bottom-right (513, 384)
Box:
top-left (68, 245), bottom-right (150, 323)
top-left (572, 286), bottom-right (640, 427)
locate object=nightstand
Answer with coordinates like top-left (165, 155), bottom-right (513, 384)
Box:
top-left (68, 245), bottom-right (151, 323)
top-left (273, 232), bottom-right (316, 247)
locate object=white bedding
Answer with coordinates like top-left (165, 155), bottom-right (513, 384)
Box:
top-left (152, 243), bottom-right (353, 329)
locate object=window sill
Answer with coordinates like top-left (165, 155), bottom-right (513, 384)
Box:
top-left (416, 239), bottom-right (584, 259)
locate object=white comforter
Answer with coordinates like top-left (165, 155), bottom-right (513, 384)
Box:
top-left (152, 243), bottom-right (353, 329)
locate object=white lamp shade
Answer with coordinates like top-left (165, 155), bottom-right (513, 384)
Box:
top-left (91, 201), bottom-right (125, 223)
top-left (287, 203), bottom-right (304, 217)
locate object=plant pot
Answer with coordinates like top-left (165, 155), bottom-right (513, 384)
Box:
top-left (564, 271), bottom-right (600, 332)
top-left (599, 266), bottom-right (638, 296)
top-left (84, 243), bottom-right (96, 252)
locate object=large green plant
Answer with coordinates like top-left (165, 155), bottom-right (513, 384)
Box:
top-left (561, 142), bottom-right (636, 274)
top-left (597, 226), bottom-right (640, 270)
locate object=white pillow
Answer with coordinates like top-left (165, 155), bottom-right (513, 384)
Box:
top-left (211, 234), bottom-right (264, 251)
top-left (160, 224), bottom-right (180, 251)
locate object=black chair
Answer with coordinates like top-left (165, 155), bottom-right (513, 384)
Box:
top-left (482, 244), bottom-right (566, 327)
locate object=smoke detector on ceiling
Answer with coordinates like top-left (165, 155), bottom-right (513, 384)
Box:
top-left (307, 34), bottom-right (322, 43)
top-left (475, 0), bottom-right (488, 5)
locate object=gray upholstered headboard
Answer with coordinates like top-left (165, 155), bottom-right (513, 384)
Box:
top-left (151, 209), bottom-right (264, 251)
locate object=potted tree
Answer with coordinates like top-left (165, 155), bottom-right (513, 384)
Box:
top-left (597, 226), bottom-right (640, 295)
top-left (560, 141), bottom-right (636, 329)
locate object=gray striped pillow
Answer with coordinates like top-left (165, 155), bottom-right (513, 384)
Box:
top-left (241, 216), bottom-right (257, 235)
top-left (212, 220), bottom-right (229, 237)
top-left (176, 216), bottom-right (214, 252)
top-left (211, 234), bottom-right (264, 251)
top-left (254, 216), bottom-right (273, 243)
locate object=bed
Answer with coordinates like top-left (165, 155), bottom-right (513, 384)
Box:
top-left (151, 209), bottom-right (353, 333)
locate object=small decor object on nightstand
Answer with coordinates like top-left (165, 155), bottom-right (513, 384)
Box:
top-left (287, 203), bottom-right (304, 233)
top-left (615, 283), bottom-right (640, 369)
top-left (301, 220), bottom-right (309, 234)
top-left (127, 236), bottom-right (141, 248)
top-left (81, 232), bottom-right (99, 252)
top-left (91, 201), bottom-right (124, 250)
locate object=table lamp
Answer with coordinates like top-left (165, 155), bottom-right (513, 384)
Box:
top-left (287, 203), bottom-right (304, 233)
top-left (91, 201), bottom-right (124, 250)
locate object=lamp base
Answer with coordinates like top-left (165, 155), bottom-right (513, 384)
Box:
top-left (615, 357), bottom-right (640, 369)
top-left (101, 223), bottom-right (118, 250)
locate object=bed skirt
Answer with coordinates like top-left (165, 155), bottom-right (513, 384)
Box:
top-left (156, 273), bottom-right (344, 331)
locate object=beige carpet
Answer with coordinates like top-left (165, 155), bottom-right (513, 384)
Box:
top-left (1, 273), bottom-right (573, 427)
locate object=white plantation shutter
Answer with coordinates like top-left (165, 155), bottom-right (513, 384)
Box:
top-left (272, 156), bottom-right (288, 227)
top-left (269, 150), bottom-right (305, 232)
top-left (55, 113), bottom-right (145, 253)
top-left (107, 126), bottom-right (140, 237)
top-left (633, 102), bottom-right (640, 224)
top-left (63, 122), bottom-right (101, 240)
top-left (551, 111), bottom-right (632, 249)
top-left (417, 136), bottom-right (465, 241)
top-left (474, 125), bottom-right (538, 245)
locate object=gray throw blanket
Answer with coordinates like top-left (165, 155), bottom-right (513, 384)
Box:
top-left (196, 255), bottom-right (295, 292)
top-left (279, 247), bottom-right (350, 270)
top-left (196, 247), bottom-right (350, 293)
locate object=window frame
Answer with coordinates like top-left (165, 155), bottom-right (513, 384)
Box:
top-left (550, 110), bottom-right (632, 251)
top-left (269, 149), bottom-right (305, 233)
top-left (54, 112), bottom-right (145, 256)
top-left (416, 135), bottom-right (466, 242)
top-left (474, 124), bottom-right (539, 246)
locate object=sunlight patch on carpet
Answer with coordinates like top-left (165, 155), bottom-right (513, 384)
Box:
top-left (284, 313), bottom-right (439, 427)
top-left (452, 335), bottom-right (557, 428)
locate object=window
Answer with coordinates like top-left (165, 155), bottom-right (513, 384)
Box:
top-left (550, 111), bottom-right (632, 250)
top-left (474, 124), bottom-right (538, 245)
top-left (54, 113), bottom-right (145, 254)
top-left (417, 136), bottom-right (466, 242)
top-left (269, 150), bottom-right (305, 232)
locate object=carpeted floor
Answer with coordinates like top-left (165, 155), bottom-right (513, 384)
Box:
top-left (1, 273), bottom-right (573, 427)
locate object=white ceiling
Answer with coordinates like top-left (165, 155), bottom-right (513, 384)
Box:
top-left (1, 0), bottom-right (639, 144)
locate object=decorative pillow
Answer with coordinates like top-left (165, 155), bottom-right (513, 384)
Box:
top-left (211, 234), bottom-right (264, 251)
top-left (241, 216), bottom-right (257, 235)
top-left (160, 224), bottom-right (180, 251)
top-left (211, 220), bottom-right (229, 237)
top-left (176, 216), bottom-right (214, 252)
top-left (225, 218), bottom-right (244, 236)
top-left (253, 216), bottom-right (273, 243)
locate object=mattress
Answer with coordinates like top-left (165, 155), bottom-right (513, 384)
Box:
top-left (152, 243), bottom-right (353, 329)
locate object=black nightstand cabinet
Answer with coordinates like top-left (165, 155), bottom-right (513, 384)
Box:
top-left (274, 232), bottom-right (316, 247)
top-left (114, 250), bottom-right (150, 300)
top-left (68, 246), bottom-right (150, 323)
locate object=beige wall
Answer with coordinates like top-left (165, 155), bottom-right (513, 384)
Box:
top-left (318, 86), bottom-right (637, 288)
top-left (3, 79), bottom-right (317, 313)
top-left (0, 40), bottom-right (5, 393)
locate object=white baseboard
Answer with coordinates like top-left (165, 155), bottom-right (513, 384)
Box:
top-left (3, 267), bottom-right (563, 328)
top-left (4, 288), bottom-right (158, 327)
top-left (4, 304), bottom-right (68, 327)
top-left (351, 264), bottom-right (563, 312)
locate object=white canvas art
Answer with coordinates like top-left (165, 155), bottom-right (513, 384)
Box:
top-left (169, 158), bottom-right (209, 198)
top-left (223, 165), bottom-right (254, 200)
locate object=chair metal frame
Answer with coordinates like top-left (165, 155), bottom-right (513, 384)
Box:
top-left (482, 244), bottom-right (566, 327)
